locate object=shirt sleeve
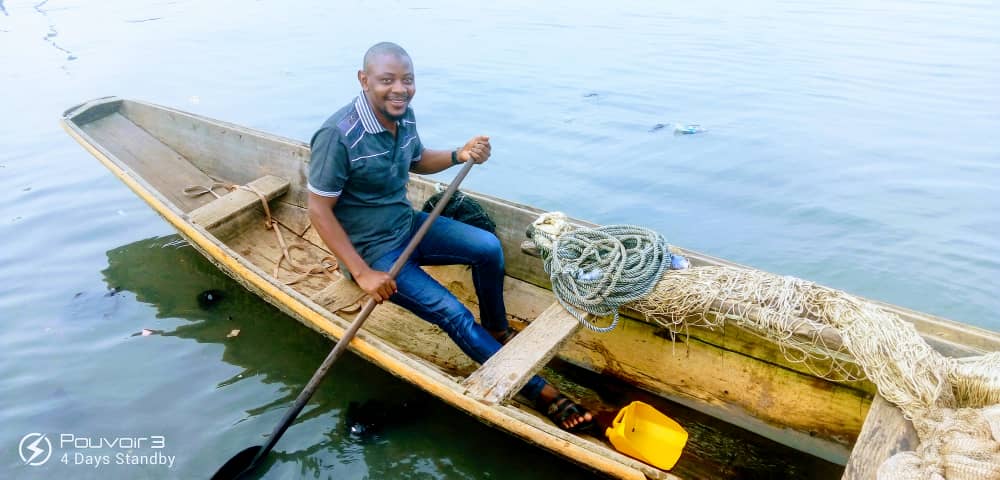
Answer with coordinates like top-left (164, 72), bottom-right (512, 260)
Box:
top-left (404, 112), bottom-right (424, 163)
top-left (410, 129), bottom-right (424, 163)
top-left (308, 127), bottom-right (349, 197)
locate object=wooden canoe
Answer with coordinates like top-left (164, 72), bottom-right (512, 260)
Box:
top-left (62, 97), bottom-right (1000, 479)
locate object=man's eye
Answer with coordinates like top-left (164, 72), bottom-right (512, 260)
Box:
top-left (403, 79), bottom-right (413, 85)
top-left (381, 79), bottom-right (392, 84)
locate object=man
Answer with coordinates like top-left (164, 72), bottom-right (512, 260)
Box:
top-left (307, 42), bottom-right (592, 431)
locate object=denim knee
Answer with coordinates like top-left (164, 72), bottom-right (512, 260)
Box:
top-left (482, 234), bottom-right (504, 267)
top-left (465, 229), bottom-right (503, 266)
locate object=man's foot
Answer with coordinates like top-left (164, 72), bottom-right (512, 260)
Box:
top-left (488, 328), bottom-right (517, 345)
top-left (537, 388), bottom-right (594, 432)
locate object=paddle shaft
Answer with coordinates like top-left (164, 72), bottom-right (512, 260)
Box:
top-left (245, 159), bottom-right (477, 473)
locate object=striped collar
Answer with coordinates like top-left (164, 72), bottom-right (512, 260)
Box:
top-left (354, 91), bottom-right (393, 134)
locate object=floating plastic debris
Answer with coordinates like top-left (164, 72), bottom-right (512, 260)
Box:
top-left (673, 124), bottom-right (704, 135)
top-left (197, 289), bottom-right (225, 309)
top-left (650, 123), bottom-right (706, 135)
top-left (669, 254), bottom-right (690, 270)
top-left (133, 328), bottom-right (163, 337)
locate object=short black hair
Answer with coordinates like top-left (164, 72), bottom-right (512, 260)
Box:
top-left (363, 42), bottom-right (411, 72)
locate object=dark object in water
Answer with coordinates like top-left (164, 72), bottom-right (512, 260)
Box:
top-left (197, 289), bottom-right (225, 309)
top-left (421, 190), bottom-right (496, 235)
top-left (649, 123), bottom-right (666, 132)
top-left (345, 398), bottom-right (423, 437)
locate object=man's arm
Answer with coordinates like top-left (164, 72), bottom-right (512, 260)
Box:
top-left (307, 192), bottom-right (396, 303)
top-left (410, 135), bottom-right (491, 175)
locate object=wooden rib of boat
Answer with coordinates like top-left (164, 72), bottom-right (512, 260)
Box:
top-left (62, 97), bottom-right (1000, 479)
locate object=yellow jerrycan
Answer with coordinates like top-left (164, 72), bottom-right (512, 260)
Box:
top-left (605, 400), bottom-right (688, 470)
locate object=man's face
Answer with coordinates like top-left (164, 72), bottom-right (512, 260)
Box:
top-left (359, 53), bottom-right (415, 123)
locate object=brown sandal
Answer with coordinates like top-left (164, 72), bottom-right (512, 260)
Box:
top-left (541, 394), bottom-right (595, 432)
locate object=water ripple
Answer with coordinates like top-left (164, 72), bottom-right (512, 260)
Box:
top-left (32, 0), bottom-right (77, 65)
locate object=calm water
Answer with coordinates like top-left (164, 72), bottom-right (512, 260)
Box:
top-left (2, 0), bottom-right (998, 478)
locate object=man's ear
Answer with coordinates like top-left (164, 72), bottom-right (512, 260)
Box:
top-left (357, 70), bottom-right (368, 91)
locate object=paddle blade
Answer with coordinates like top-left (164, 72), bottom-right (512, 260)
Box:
top-left (212, 446), bottom-right (262, 480)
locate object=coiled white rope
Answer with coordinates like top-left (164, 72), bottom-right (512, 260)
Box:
top-left (528, 212), bottom-right (670, 332)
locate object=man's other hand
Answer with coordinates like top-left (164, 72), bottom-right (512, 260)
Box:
top-left (356, 267), bottom-right (397, 303)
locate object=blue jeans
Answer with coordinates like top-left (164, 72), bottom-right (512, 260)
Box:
top-left (370, 211), bottom-right (547, 402)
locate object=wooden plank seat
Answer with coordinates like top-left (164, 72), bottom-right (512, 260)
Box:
top-left (187, 175), bottom-right (290, 231)
top-left (463, 302), bottom-right (584, 405)
top-left (311, 276), bottom-right (366, 313)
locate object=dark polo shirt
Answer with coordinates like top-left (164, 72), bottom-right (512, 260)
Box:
top-left (308, 92), bottom-right (424, 265)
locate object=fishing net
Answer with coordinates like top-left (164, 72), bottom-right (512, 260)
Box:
top-left (527, 212), bottom-right (1000, 480)
top-left (421, 189), bottom-right (496, 235)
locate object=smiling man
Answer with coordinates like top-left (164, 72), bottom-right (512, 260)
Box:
top-left (307, 42), bottom-right (593, 432)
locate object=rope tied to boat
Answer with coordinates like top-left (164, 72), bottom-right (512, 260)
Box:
top-left (184, 182), bottom-right (339, 285)
top-left (527, 212), bottom-right (672, 332)
top-left (183, 182), bottom-right (236, 199)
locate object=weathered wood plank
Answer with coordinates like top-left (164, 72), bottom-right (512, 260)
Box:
top-left (271, 200), bottom-right (312, 236)
top-left (188, 175), bottom-right (289, 230)
top-left (301, 226), bottom-right (328, 254)
top-left (120, 100), bottom-right (312, 208)
top-left (463, 302), bottom-right (582, 404)
top-left (79, 113), bottom-right (215, 213)
top-left (842, 395), bottom-right (918, 480)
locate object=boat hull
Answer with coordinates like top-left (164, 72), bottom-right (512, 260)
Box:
top-left (62, 97), bottom-right (1000, 479)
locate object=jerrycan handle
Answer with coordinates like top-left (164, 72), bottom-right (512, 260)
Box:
top-left (606, 403), bottom-right (629, 439)
top-left (613, 406), bottom-right (627, 426)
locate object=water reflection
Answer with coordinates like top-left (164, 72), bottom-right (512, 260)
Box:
top-left (102, 235), bottom-right (365, 420)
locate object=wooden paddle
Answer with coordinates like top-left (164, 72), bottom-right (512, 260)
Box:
top-left (212, 159), bottom-right (477, 479)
